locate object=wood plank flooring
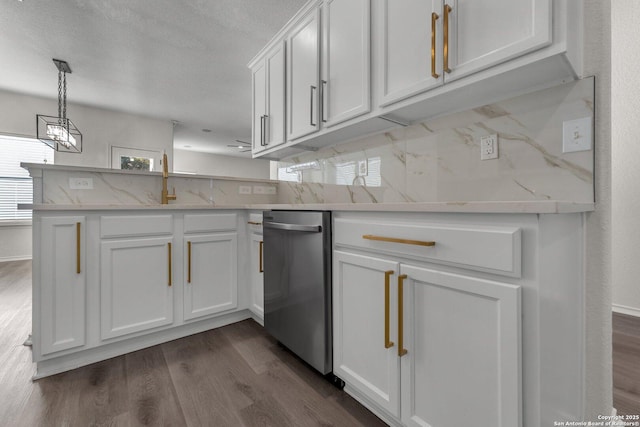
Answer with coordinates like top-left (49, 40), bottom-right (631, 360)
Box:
top-left (0, 260), bottom-right (386, 427)
top-left (613, 312), bottom-right (640, 416)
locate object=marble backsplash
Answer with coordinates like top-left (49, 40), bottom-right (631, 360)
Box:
top-left (27, 167), bottom-right (278, 205)
top-left (276, 77), bottom-right (595, 204)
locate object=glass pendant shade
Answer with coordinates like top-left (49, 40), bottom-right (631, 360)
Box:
top-left (36, 115), bottom-right (82, 153)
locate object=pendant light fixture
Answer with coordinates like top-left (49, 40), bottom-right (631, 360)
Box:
top-left (36, 59), bottom-right (82, 153)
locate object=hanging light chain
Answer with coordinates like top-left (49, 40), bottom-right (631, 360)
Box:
top-left (57, 69), bottom-right (63, 125)
top-left (63, 70), bottom-right (67, 125)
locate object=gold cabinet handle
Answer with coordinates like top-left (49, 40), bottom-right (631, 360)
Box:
top-left (76, 222), bottom-right (81, 274)
top-left (259, 240), bottom-right (264, 273)
top-left (444, 4), bottom-right (452, 73)
top-left (398, 274), bottom-right (408, 357)
top-left (247, 221), bottom-right (263, 225)
top-left (168, 242), bottom-right (172, 287)
top-left (187, 241), bottom-right (192, 284)
top-left (362, 235), bottom-right (435, 247)
top-left (384, 270), bottom-right (395, 349)
top-left (431, 12), bottom-right (440, 79)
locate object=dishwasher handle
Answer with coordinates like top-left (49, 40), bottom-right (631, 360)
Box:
top-left (263, 222), bottom-right (322, 233)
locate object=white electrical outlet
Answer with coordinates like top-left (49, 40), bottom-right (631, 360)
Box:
top-left (264, 186), bottom-right (277, 195)
top-left (563, 117), bottom-right (592, 153)
top-left (480, 134), bottom-right (499, 160)
top-left (239, 186), bottom-right (252, 195)
top-left (69, 177), bottom-right (93, 189)
top-left (253, 186), bottom-right (265, 194)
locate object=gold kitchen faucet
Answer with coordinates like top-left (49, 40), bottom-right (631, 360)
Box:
top-left (161, 153), bottom-right (177, 204)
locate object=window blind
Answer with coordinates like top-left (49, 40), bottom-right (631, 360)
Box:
top-left (0, 136), bottom-right (54, 221)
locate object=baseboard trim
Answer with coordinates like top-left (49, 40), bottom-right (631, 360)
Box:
top-left (0, 255), bottom-right (32, 263)
top-left (613, 304), bottom-right (640, 318)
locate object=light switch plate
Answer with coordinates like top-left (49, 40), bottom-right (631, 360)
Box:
top-left (264, 186), bottom-right (277, 195)
top-left (69, 177), bottom-right (93, 189)
top-left (563, 117), bottom-right (592, 153)
top-left (480, 134), bottom-right (499, 160)
top-left (253, 186), bottom-right (265, 194)
top-left (239, 186), bottom-right (252, 195)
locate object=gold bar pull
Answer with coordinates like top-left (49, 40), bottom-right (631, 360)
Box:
top-left (168, 242), bottom-right (172, 287)
top-left (187, 241), bottom-right (192, 284)
top-left (431, 12), bottom-right (440, 79)
top-left (384, 270), bottom-right (395, 349)
top-left (363, 235), bottom-right (435, 247)
top-left (259, 241), bottom-right (264, 273)
top-left (398, 274), bottom-right (408, 357)
top-left (76, 222), bottom-right (81, 274)
top-left (443, 4), bottom-right (452, 73)
top-left (247, 221), bottom-right (263, 225)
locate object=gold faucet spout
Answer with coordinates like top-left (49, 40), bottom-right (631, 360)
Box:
top-left (161, 153), bottom-right (177, 204)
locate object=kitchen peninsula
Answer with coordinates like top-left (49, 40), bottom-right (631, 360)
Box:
top-left (22, 74), bottom-right (598, 426)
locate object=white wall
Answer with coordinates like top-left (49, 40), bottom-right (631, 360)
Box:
top-left (174, 149), bottom-right (270, 180)
top-left (0, 89), bottom-right (174, 169)
top-left (0, 224), bottom-right (31, 262)
top-left (612, 1), bottom-right (640, 318)
top-left (0, 89), bottom-right (174, 260)
top-left (583, 0), bottom-right (612, 419)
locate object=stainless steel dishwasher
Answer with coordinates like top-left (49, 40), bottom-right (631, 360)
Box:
top-left (263, 210), bottom-right (338, 380)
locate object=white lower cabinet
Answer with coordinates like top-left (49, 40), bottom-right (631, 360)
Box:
top-left (183, 233), bottom-right (238, 320)
top-left (399, 264), bottom-right (521, 427)
top-left (249, 232), bottom-right (264, 319)
top-left (100, 236), bottom-right (174, 340)
top-left (39, 216), bottom-right (86, 356)
top-left (334, 250), bottom-right (522, 427)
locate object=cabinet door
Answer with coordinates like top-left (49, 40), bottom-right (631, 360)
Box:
top-left (399, 265), bottom-right (521, 427)
top-left (100, 237), bottom-right (174, 340)
top-left (445, 0), bottom-right (551, 82)
top-left (266, 41), bottom-right (286, 149)
top-left (40, 216), bottom-right (85, 355)
top-left (377, 0), bottom-right (443, 107)
top-left (287, 6), bottom-right (320, 140)
top-left (333, 251), bottom-right (401, 417)
top-left (249, 233), bottom-right (264, 320)
top-left (321, 0), bottom-right (370, 127)
top-left (252, 60), bottom-right (267, 152)
top-left (183, 233), bottom-right (238, 321)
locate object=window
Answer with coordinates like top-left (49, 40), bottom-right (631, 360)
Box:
top-left (0, 135), bottom-right (54, 222)
top-left (111, 146), bottom-right (160, 172)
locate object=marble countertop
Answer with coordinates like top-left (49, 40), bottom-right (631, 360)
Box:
top-left (20, 162), bottom-right (278, 184)
top-left (20, 201), bottom-right (595, 214)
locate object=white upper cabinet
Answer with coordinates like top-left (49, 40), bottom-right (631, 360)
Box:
top-left (377, 0), bottom-right (552, 107)
top-left (251, 60), bottom-right (267, 152)
top-left (287, 6), bottom-right (321, 140)
top-left (252, 41), bottom-right (287, 155)
top-left (321, 0), bottom-right (371, 127)
top-left (445, 0), bottom-right (552, 82)
top-left (377, 0), bottom-right (443, 107)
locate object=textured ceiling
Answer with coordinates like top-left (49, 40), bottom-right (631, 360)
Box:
top-left (0, 0), bottom-right (307, 157)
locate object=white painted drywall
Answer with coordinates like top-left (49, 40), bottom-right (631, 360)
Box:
top-left (0, 224), bottom-right (31, 262)
top-left (173, 149), bottom-right (270, 180)
top-left (612, 1), bottom-right (640, 318)
top-left (0, 89), bottom-right (174, 260)
top-left (584, 0), bottom-right (612, 419)
top-left (0, 89), bottom-right (173, 169)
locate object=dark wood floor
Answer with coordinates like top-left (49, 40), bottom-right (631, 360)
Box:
top-left (613, 312), bottom-right (640, 415)
top-left (0, 260), bottom-right (386, 427)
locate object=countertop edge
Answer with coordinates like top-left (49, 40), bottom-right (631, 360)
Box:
top-left (19, 201), bottom-right (596, 214)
